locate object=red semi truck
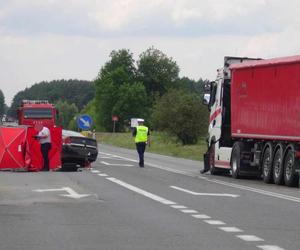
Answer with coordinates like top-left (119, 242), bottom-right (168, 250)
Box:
top-left (203, 55), bottom-right (300, 187)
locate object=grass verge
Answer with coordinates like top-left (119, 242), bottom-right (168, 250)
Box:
top-left (96, 132), bottom-right (207, 161)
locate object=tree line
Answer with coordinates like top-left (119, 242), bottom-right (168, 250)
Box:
top-left (4, 47), bottom-right (209, 144)
top-left (94, 47), bottom-right (209, 144)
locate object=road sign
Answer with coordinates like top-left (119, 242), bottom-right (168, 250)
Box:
top-left (112, 115), bottom-right (119, 121)
top-left (77, 114), bottom-right (93, 130)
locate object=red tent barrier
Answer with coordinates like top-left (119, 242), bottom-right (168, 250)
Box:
top-left (25, 126), bottom-right (62, 171)
top-left (0, 126), bottom-right (62, 171)
top-left (0, 127), bottom-right (27, 169)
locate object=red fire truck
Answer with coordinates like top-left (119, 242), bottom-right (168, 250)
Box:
top-left (18, 100), bottom-right (57, 127)
top-left (203, 55), bottom-right (300, 187)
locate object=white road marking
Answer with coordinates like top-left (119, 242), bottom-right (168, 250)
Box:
top-left (100, 152), bottom-right (287, 250)
top-left (171, 205), bottom-right (187, 209)
top-left (106, 177), bottom-right (176, 205)
top-left (191, 214), bottom-right (211, 219)
top-left (98, 173), bottom-right (108, 177)
top-left (100, 161), bottom-right (134, 167)
top-left (236, 235), bottom-right (264, 242)
top-left (207, 179), bottom-right (300, 204)
top-left (101, 151), bottom-right (300, 204)
top-left (33, 187), bottom-right (91, 199)
top-left (204, 220), bottom-right (226, 225)
top-left (170, 185), bottom-right (239, 198)
top-left (257, 245), bottom-right (286, 250)
top-left (180, 209), bottom-right (198, 214)
top-left (91, 170), bottom-right (100, 173)
top-left (219, 227), bottom-right (243, 233)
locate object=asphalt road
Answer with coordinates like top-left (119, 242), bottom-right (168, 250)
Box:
top-left (0, 144), bottom-right (300, 250)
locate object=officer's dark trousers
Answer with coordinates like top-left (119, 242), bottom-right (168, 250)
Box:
top-left (41, 143), bottom-right (51, 171)
top-left (136, 142), bottom-right (146, 167)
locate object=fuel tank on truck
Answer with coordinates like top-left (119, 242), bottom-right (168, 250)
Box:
top-left (230, 55), bottom-right (300, 141)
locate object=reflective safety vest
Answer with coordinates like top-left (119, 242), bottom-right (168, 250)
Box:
top-left (135, 125), bottom-right (148, 143)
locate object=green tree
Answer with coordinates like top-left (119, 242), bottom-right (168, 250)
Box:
top-left (0, 90), bottom-right (4, 121)
top-left (152, 89), bottom-right (209, 145)
top-left (137, 47), bottom-right (180, 104)
top-left (112, 82), bottom-right (148, 129)
top-left (8, 80), bottom-right (94, 118)
top-left (55, 100), bottom-right (78, 129)
top-left (95, 49), bottom-right (149, 131)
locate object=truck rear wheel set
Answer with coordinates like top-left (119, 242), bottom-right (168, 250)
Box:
top-left (229, 141), bottom-right (299, 187)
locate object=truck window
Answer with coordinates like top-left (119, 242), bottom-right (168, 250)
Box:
top-left (209, 83), bottom-right (217, 107)
top-left (24, 108), bottom-right (53, 119)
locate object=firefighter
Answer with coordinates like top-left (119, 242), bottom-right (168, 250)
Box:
top-left (132, 119), bottom-right (150, 167)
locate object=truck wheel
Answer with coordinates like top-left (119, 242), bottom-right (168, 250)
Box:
top-left (231, 142), bottom-right (243, 179)
top-left (284, 147), bottom-right (299, 187)
top-left (262, 143), bottom-right (273, 183)
top-left (273, 146), bottom-right (284, 185)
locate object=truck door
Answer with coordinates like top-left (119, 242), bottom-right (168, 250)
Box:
top-left (208, 79), bottom-right (223, 145)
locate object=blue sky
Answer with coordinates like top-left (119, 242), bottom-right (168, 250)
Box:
top-left (1, 0), bottom-right (300, 104)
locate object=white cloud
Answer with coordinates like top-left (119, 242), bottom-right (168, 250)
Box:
top-left (1, 0), bottom-right (300, 105)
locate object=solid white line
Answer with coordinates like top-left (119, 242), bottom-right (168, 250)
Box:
top-left (171, 205), bottom-right (187, 209)
top-left (204, 220), bottom-right (226, 225)
top-left (209, 179), bottom-right (300, 203)
top-left (191, 214), bottom-right (211, 219)
top-left (257, 245), bottom-right (286, 250)
top-left (218, 227), bottom-right (243, 233)
top-left (98, 173), bottom-right (108, 177)
top-left (236, 235), bottom-right (264, 242)
top-left (180, 209), bottom-right (198, 214)
top-left (101, 151), bottom-right (300, 204)
top-left (170, 186), bottom-right (239, 198)
top-left (106, 177), bottom-right (176, 205)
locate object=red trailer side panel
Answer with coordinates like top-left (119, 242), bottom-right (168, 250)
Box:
top-left (231, 57), bottom-right (300, 141)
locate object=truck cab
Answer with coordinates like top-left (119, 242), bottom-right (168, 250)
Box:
top-left (203, 57), bottom-right (261, 174)
top-left (17, 100), bottom-right (57, 127)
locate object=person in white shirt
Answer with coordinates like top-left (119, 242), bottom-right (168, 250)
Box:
top-left (36, 126), bottom-right (51, 171)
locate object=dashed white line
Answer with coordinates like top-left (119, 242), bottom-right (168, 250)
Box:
top-left (106, 177), bottom-right (176, 205)
top-left (236, 235), bottom-right (264, 242)
top-left (170, 186), bottom-right (239, 198)
top-left (101, 151), bottom-right (300, 204)
top-left (219, 227), bottom-right (243, 233)
top-left (91, 170), bottom-right (100, 173)
top-left (204, 220), bottom-right (226, 225)
top-left (191, 214), bottom-right (211, 219)
top-left (257, 245), bottom-right (286, 250)
top-left (98, 173), bottom-right (108, 177)
top-left (180, 209), bottom-right (198, 214)
top-left (171, 205), bottom-right (187, 209)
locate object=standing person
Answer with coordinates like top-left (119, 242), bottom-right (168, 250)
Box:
top-left (132, 119), bottom-right (150, 167)
top-left (35, 125), bottom-right (51, 171)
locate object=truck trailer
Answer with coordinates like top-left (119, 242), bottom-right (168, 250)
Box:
top-left (203, 55), bottom-right (300, 187)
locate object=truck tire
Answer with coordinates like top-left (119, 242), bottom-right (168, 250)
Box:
top-left (273, 145), bottom-right (284, 185)
top-left (283, 146), bottom-right (299, 187)
top-left (262, 143), bottom-right (273, 183)
top-left (231, 142), bottom-right (243, 179)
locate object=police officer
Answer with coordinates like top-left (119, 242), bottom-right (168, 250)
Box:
top-left (132, 119), bottom-right (150, 167)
